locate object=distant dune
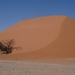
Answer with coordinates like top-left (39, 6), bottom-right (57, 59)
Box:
top-left (0, 15), bottom-right (75, 60)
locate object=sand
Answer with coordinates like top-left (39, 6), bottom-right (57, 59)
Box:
top-left (0, 60), bottom-right (75, 75)
top-left (0, 15), bottom-right (75, 60)
top-left (0, 16), bottom-right (66, 53)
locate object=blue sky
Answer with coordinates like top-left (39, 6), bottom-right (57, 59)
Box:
top-left (0, 0), bottom-right (75, 31)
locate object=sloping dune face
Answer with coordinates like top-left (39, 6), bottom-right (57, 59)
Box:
top-left (0, 16), bottom-right (66, 53)
top-left (0, 16), bottom-right (75, 60)
top-left (22, 17), bottom-right (75, 59)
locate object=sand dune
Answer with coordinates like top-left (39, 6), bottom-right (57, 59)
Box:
top-left (0, 15), bottom-right (75, 60)
top-left (0, 16), bottom-right (66, 53)
top-left (22, 17), bottom-right (75, 59)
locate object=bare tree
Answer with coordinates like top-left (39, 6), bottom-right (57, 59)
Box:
top-left (0, 42), bottom-right (4, 50)
top-left (1, 39), bottom-right (21, 54)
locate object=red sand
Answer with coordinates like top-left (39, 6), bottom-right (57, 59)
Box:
top-left (0, 16), bottom-right (75, 61)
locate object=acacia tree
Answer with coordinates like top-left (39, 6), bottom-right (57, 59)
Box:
top-left (0, 39), bottom-right (21, 54)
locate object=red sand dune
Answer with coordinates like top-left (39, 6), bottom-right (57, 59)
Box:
top-left (0, 16), bottom-right (75, 60)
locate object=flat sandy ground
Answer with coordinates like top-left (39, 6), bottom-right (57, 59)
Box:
top-left (0, 59), bottom-right (75, 75)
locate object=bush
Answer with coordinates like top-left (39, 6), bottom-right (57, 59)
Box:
top-left (0, 39), bottom-right (21, 54)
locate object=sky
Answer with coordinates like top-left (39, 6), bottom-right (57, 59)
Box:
top-left (0, 0), bottom-right (75, 31)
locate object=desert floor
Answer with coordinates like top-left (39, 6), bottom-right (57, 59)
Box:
top-left (0, 59), bottom-right (75, 75)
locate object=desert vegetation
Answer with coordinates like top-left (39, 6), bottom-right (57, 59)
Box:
top-left (0, 39), bottom-right (20, 54)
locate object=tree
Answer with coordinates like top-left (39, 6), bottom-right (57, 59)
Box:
top-left (0, 42), bottom-right (4, 50)
top-left (0, 39), bottom-right (21, 54)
